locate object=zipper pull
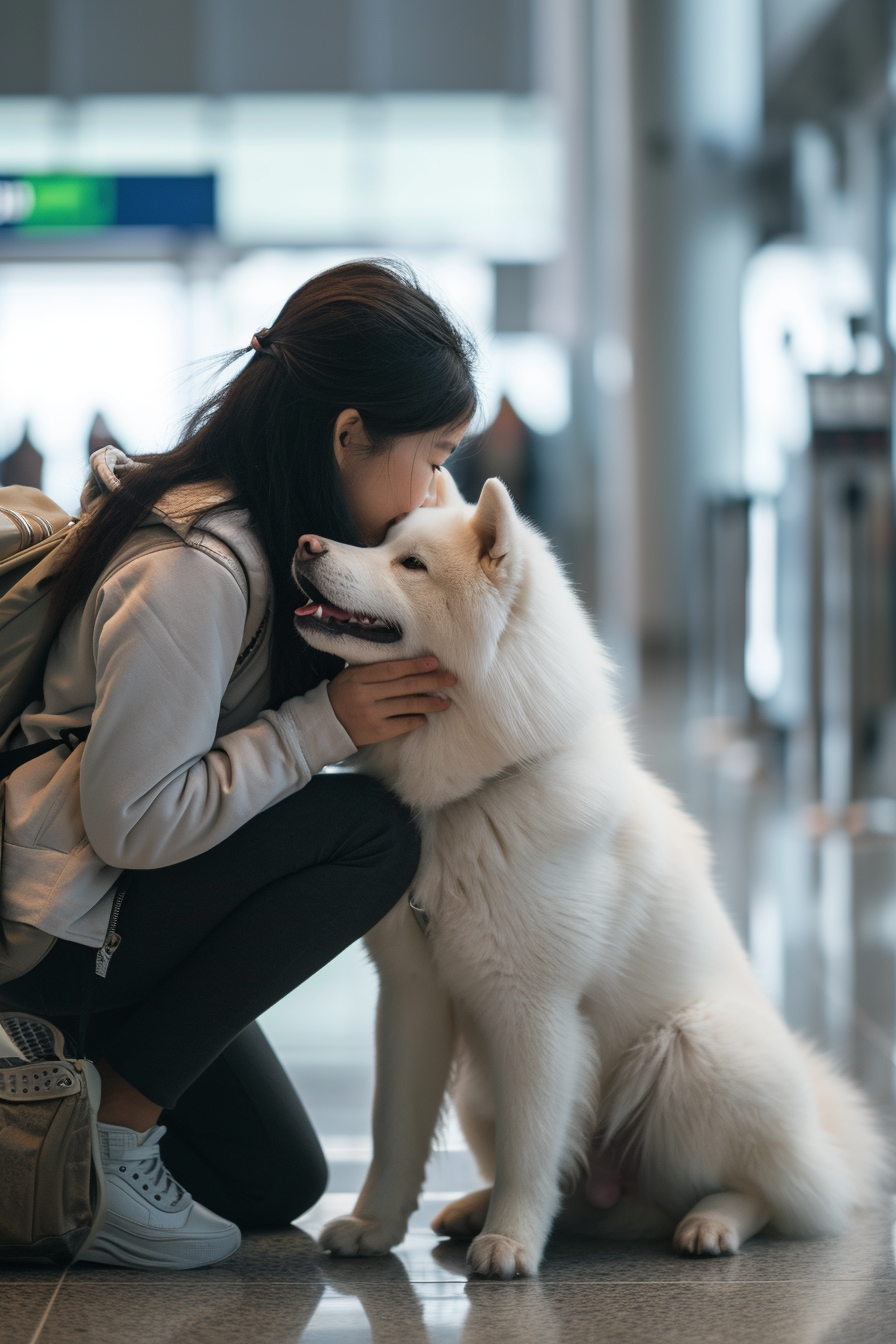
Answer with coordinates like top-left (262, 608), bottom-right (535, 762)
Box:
top-left (95, 880), bottom-right (127, 978)
top-left (95, 930), bottom-right (121, 979)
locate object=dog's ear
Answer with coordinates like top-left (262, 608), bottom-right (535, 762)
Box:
top-left (432, 466), bottom-right (467, 508)
top-left (470, 478), bottom-right (519, 584)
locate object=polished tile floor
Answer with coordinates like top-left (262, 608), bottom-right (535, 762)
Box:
top-left (6, 658), bottom-right (896, 1343)
top-left (8, 1210), bottom-right (896, 1344)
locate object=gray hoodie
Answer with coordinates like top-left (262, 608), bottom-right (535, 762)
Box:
top-left (1, 447), bottom-right (357, 948)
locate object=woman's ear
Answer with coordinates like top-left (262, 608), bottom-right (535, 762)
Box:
top-left (333, 409), bottom-right (365, 467)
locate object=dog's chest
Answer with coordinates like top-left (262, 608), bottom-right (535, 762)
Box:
top-left (415, 791), bottom-right (507, 892)
top-left (402, 764), bottom-right (644, 1020)
top-left (410, 783), bottom-right (560, 943)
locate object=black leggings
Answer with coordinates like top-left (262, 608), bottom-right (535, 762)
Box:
top-left (1, 771), bottom-right (420, 1228)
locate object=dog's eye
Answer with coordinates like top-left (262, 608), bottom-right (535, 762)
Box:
top-left (401, 556), bottom-right (427, 571)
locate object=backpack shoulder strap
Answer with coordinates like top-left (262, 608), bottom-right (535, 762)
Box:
top-left (0, 493), bottom-right (77, 746)
top-left (0, 487), bottom-right (74, 570)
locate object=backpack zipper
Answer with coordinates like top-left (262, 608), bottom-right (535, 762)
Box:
top-left (96, 881), bottom-right (127, 978)
top-left (19, 510), bottom-right (53, 540)
top-left (0, 506), bottom-right (35, 550)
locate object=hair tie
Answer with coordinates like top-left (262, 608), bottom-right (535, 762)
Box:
top-left (249, 328), bottom-right (273, 355)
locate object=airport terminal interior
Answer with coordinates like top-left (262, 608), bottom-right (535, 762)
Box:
top-left (3, 1), bottom-right (896, 1340)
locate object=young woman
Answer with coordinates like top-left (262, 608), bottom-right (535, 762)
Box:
top-left (0, 260), bottom-right (474, 1268)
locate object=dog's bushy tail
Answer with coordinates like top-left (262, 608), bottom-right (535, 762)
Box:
top-left (598, 1000), bottom-right (890, 1236)
top-left (793, 1038), bottom-right (891, 1213)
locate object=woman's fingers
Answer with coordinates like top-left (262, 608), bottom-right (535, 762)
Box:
top-left (383, 695), bottom-right (452, 718)
top-left (374, 672), bottom-right (456, 699)
top-left (378, 715), bottom-right (428, 738)
top-left (358, 657), bottom-right (440, 683)
top-left (326, 657), bottom-right (455, 746)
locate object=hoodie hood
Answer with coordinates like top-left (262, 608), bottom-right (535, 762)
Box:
top-left (81, 446), bottom-right (234, 539)
top-left (81, 445), bottom-right (270, 650)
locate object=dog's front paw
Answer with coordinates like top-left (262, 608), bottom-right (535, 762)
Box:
top-left (673, 1214), bottom-right (739, 1257)
top-left (319, 1215), bottom-right (404, 1257)
top-left (467, 1232), bottom-right (538, 1279)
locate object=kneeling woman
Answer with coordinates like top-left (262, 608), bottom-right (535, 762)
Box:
top-left (0, 261), bottom-right (472, 1268)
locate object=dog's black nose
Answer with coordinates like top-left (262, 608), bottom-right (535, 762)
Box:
top-left (297, 534), bottom-right (327, 561)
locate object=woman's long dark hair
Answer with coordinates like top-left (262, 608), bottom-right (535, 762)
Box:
top-left (51, 260), bottom-right (478, 702)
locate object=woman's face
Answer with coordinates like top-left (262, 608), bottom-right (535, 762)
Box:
top-left (333, 409), bottom-right (471, 546)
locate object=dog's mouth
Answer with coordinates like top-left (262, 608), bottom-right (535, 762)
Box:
top-left (293, 575), bottom-right (403, 645)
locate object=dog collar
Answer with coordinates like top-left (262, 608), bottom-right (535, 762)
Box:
top-left (408, 890), bottom-right (431, 935)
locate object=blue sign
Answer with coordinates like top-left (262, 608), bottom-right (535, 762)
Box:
top-left (0, 174), bottom-right (216, 232)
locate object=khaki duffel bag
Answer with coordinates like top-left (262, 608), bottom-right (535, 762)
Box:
top-left (0, 1013), bottom-right (105, 1265)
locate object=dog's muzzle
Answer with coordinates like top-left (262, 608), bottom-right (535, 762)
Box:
top-left (292, 567), bottom-right (403, 645)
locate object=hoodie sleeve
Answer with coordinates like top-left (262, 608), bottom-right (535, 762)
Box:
top-left (79, 542), bottom-right (357, 869)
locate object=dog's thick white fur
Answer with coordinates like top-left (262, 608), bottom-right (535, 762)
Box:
top-left (294, 471), bottom-right (887, 1279)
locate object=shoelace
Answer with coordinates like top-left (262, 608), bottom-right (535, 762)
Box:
top-left (112, 1126), bottom-right (189, 1211)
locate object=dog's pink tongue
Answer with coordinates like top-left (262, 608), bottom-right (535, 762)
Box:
top-left (584, 1150), bottom-right (624, 1210)
top-left (295, 600), bottom-right (352, 620)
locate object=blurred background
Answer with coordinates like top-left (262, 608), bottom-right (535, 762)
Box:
top-left (2, 0), bottom-right (896, 1225)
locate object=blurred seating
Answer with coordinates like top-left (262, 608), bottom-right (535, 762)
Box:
top-left (87, 412), bottom-right (123, 458)
top-left (0, 429), bottom-right (43, 490)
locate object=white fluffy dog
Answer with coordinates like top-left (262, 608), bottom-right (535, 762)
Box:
top-left (292, 471), bottom-right (887, 1279)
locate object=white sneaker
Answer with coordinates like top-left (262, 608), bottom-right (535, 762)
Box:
top-left (77, 1123), bottom-right (241, 1269)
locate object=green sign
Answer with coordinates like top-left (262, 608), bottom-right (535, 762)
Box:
top-left (0, 174), bottom-right (215, 232)
top-left (2, 176), bottom-right (116, 231)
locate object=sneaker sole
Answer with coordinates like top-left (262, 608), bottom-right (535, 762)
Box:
top-left (78, 1226), bottom-right (241, 1271)
top-left (0, 1011), bottom-right (67, 1062)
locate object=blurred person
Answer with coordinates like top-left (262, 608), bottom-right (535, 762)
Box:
top-left (451, 395), bottom-right (537, 521)
top-left (0, 261), bottom-right (472, 1269)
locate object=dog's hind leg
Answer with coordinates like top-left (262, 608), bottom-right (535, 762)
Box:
top-left (604, 997), bottom-right (868, 1254)
top-left (673, 1191), bottom-right (771, 1256)
top-left (432, 1187), bottom-right (492, 1240)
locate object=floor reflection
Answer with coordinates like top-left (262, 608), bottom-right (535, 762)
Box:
top-left (280, 1215), bottom-right (896, 1344)
top-left (53, 1213), bottom-right (893, 1344)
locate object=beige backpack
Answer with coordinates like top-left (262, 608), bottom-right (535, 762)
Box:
top-left (0, 486), bottom-right (80, 984)
top-left (0, 485), bottom-right (77, 740)
top-left (0, 492), bottom-right (108, 1265)
top-left (0, 1012), bottom-right (105, 1265)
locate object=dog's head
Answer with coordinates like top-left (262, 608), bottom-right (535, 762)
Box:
top-left (292, 468), bottom-right (614, 807)
top-left (292, 473), bottom-right (524, 676)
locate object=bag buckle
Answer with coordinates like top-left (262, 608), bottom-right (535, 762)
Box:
top-left (59, 726), bottom-right (90, 753)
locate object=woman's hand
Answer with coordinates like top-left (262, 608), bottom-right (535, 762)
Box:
top-left (327, 657), bottom-right (457, 746)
